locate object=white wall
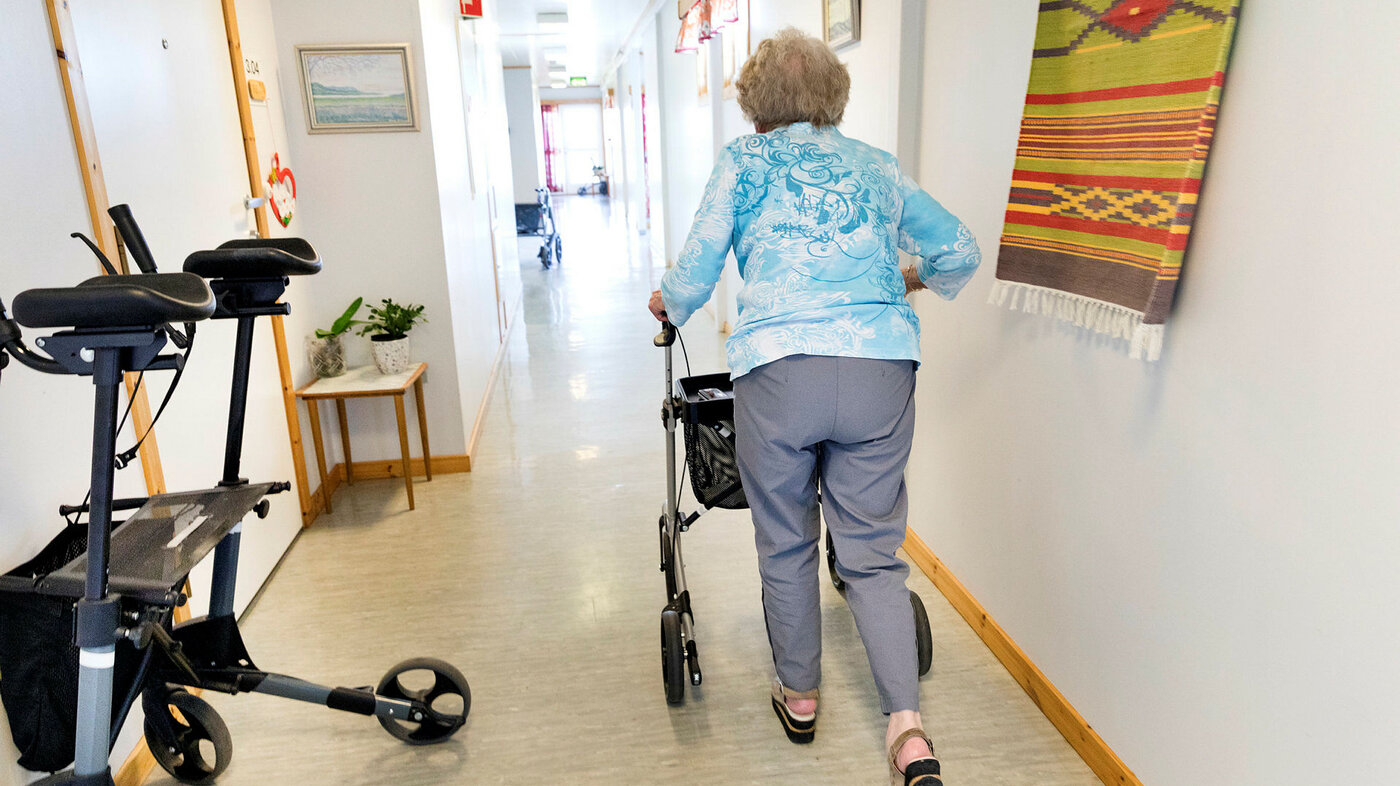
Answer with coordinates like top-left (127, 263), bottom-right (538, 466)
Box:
top-left (504, 67), bottom-right (545, 203)
top-left (469, 10), bottom-right (524, 336)
top-left (655, 7), bottom-right (713, 268)
top-left (0, 6), bottom-right (154, 782)
top-left (270, 0), bottom-right (470, 469)
top-left (908, 2), bottom-right (1400, 783)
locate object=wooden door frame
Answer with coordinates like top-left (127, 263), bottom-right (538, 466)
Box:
top-left (45, 0), bottom-right (167, 495)
top-left (219, 0), bottom-right (315, 526)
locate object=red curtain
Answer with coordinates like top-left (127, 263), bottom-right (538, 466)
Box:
top-left (540, 104), bottom-right (560, 193)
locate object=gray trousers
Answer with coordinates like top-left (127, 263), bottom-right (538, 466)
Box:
top-left (733, 354), bottom-right (919, 714)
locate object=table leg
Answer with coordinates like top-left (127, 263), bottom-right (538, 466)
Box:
top-left (393, 393), bottom-right (415, 510)
top-left (414, 377), bottom-right (432, 481)
top-left (335, 399), bottom-right (353, 486)
top-left (305, 399), bottom-right (332, 514)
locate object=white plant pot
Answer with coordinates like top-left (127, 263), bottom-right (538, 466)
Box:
top-left (306, 335), bottom-right (347, 378)
top-left (371, 335), bottom-right (412, 375)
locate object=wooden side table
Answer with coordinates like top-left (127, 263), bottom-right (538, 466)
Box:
top-left (295, 362), bottom-right (430, 512)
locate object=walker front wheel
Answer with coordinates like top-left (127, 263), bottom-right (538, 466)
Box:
top-left (661, 608), bottom-right (686, 704)
top-left (375, 657), bottom-right (471, 744)
top-left (911, 592), bottom-right (933, 677)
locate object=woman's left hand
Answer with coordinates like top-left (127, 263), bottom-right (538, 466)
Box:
top-left (648, 290), bottom-right (669, 322)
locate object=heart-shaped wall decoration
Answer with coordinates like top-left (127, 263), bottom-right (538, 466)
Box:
top-left (265, 153), bottom-right (297, 227)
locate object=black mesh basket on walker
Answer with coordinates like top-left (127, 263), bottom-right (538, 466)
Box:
top-left (677, 373), bottom-right (748, 511)
top-left (0, 523), bottom-right (144, 773)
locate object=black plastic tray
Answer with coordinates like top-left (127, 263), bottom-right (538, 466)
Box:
top-left (677, 373), bottom-right (734, 425)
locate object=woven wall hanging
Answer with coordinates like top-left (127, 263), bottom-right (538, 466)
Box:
top-left (990, 0), bottom-right (1242, 360)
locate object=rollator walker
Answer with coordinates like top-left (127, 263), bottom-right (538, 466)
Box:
top-left (653, 322), bottom-right (933, 705)
top-left (0, 206), bottom-right (469, 785)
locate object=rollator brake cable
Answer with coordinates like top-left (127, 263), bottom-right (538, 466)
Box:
top-left (675, 326), bottom-right (692, 376)
top-left (71, 232), bottom-right (119, 276)
top-left (115, 330), bottom-right (194, 469)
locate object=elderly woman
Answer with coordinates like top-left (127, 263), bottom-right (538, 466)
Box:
top-left (647, 28), bottom-right (979, 785)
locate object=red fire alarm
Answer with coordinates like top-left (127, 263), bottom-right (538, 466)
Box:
top-left (459, 0), bottom-right (483, 18)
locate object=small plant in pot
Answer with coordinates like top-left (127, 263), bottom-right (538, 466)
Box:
top-left (306, 297), bottom-right (362, 378)
top-left (360, 298), bottom-right (426, 375)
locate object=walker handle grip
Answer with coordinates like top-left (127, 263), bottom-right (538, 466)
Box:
top-left (108, 204), bottom-right (159, 274)
top-left (653, 322), bottom-right (675, 347)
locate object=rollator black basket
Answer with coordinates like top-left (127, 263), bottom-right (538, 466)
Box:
top-left (0, 523), bottom-right (143, 773)
top-left (677, 373), bottom-right (748, 510)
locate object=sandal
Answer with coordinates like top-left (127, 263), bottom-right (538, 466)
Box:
top-left (888, 728), bottom-right (942, 786)
top-left (769, 678), bottom-right (818, 744)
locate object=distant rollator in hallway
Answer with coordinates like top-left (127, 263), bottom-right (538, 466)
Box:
top-left (648, 28), bottom-right (980, 786)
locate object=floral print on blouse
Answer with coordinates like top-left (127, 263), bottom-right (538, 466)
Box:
top-left (660, 122), bottom-right (981, 378)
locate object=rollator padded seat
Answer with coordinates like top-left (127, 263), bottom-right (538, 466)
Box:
top-left (11, 272), bottom-right (215, 329)
top-left (183, 238), bottom-right (322, 279)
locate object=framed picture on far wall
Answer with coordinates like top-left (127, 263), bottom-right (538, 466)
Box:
top-left (296, 44), bottom-right (419, 133)
top-left (824, 0), bottom-right (861, 50)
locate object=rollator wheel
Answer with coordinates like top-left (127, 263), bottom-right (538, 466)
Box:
top-left (376, 657), bottom-right (471, 745)
top-left (826, 529), bottom-right (845, 592)
top-left (145, 690), bottom-right (233, 784)
top-left (911, 591), bottom-right (933, 677)
top-left (554, 235), bottom-right (563, 264)
top-left (538, 245), bottom-right (550, 269)
top-left (660, 608), bottom-right (686, 705)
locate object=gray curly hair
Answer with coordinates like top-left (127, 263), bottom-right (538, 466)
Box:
top-left (736, 27), bottom-right (850, 129)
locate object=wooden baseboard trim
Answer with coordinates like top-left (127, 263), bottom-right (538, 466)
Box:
top-left (346, 453), bottom-right (471, 479)
top-left (113, 740), bottom-right (156, 786)
top-left (302, 454), bottom-right (470, 527)
top-left (466, 298), bottom-right (521, 462)
top-left (902, 530), bottom-right (1141, 786)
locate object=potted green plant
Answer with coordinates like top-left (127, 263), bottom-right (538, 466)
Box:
top-left (306, 297), bottom-right (362, 378)
top-left (359, 298), bottom-right (426, 375)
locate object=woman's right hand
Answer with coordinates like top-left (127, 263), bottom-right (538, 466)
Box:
top-left (903, 267), bottom-right (927, 296)
top-left (648, 290), bottom-right (669, 322)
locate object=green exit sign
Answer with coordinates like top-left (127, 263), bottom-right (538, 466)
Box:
top-left (569, 76), bottom-right (588, 86)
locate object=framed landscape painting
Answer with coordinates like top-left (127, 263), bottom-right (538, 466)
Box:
top-left (296, 44), bottom-right (419, 133)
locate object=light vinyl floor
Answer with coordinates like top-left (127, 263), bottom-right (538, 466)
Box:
top-left (146, 197), bottom-right (1099, 785)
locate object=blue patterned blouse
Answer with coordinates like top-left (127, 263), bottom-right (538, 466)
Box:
top-left (660, 122), bottom-right (981, 378)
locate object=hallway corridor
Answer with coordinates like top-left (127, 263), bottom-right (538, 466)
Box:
top-left (147, 196), bottom-right (1098, 785)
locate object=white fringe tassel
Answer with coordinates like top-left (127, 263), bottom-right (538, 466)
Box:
top-left (988, 279), bottom-right (1165, 361)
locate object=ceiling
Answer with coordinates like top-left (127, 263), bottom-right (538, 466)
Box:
top-left (495, 0), bottom-right (655, 86)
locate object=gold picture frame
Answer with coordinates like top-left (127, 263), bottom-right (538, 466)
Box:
top-left (823, 0), bottom-right (861, 51)
top-left (295, 44), bottom-right (420, 134)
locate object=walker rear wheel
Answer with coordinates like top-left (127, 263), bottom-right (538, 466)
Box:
top-left (145, 689), bottom-right (233, 785)
top-left (375, 657), bottom-right (471, 745)
top-left (912, 591), bottom-right (933, 677)
top-left (661, 608), bottom-right (686, 704)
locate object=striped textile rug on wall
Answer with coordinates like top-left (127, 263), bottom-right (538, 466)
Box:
top-left (990, 0), bottom-right (1242, 361)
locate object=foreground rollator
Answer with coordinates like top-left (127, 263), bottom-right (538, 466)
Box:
top-left (652, 322), bottom-right (934, 706)
top-left (0, 207), bottom-right (468, 785)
